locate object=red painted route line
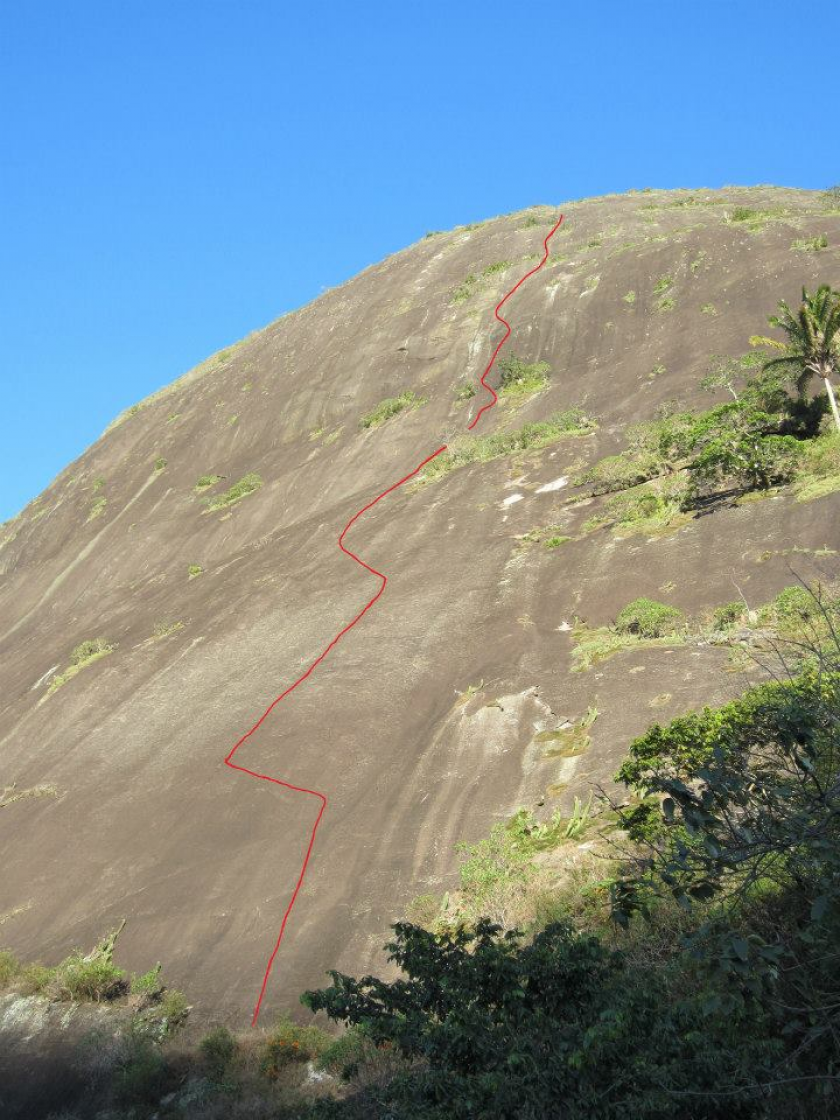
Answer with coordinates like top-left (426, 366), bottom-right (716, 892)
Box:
top-left (225, 212), bottom-right (565, 1026)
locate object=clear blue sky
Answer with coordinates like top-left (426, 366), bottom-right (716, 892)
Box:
top-left (1, 1), bottom-right (838, 522)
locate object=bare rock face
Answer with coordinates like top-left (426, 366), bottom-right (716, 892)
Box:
top-left (2, 187), bottom-right (840, 1022)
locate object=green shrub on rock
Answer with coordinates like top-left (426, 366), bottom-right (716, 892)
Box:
top-left (54, 953), bottom-right (127, 1002)
top-left (497, 355), bottom-right (550, 399)
top-left (712, 601), bottom-right (744, 630)
top-left (577, 449), bottom-right (664, 495)
top-left (758, 584), bottom-right (824, 634)
top-left (616, 598), bottom-right (684, 638)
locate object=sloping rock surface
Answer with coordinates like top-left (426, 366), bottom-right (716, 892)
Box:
top-left (2, 187), bottom-right (840, 1020)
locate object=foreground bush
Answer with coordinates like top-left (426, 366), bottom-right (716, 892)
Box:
top-left (303, 919), bottom-right (775, 1119)
top-left (303, 621), bottom-right (840, 1118)
top-left (200, 1024), bottom-right (238, 1080)
top-left (112, 1031), bottom-right (168, 1106)
top-left (612, 654), bottom-right (840, 1113)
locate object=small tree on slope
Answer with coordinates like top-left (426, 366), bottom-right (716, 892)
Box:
top-left (761, 284), bottom-right (840, 432)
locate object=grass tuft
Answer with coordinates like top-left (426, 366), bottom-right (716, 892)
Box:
top-left (87, 496), bottom-right (107, 522)
top-left (360, 391), bottom-right (427, 429)
top-left (791, 234), bottom-right (828, 252)
top-left (419, 410), bottom-right (594, 486)
top-left (0, 949), bottom-right (21, 987)
top-left (194, 474), bottom-right (222, 492)
top-left (482, 260), bottom-right (511, 277)
top-left (152, 621), bottom-right (183, 640)
top-left (48, 638), bottom-right (115, 694)
top-left (452, 274), bottom-right (479, 304)
top-left (571, 620), bottom-right (684, 672)
top-left (1, 783), bottom-right (59, 809)
top-left (204, 472), bottom-right (262, 511)
top-left (794, 434), bottom-right (840, 502)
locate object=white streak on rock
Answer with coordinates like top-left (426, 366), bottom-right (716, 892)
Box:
top-left (535, 476), bottom-right (568, 494)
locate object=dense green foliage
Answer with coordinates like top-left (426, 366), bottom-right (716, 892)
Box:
top-left (579, 344), bottom-right (834, 519)
top-left (51, 952), bottom-right (127, 1001)
top-left (612, 654), bottom-right (840, 1111)
top-left (302, 625), bottom-right (840, 1117)
top-left (303, 918), bottom-right (781, 1119)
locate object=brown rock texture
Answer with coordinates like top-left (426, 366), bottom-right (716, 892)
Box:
top-left (2, 186), bottom-right (840, 1023)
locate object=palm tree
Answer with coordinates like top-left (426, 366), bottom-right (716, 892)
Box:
top-left (761, 285), bottom-right (840, 433)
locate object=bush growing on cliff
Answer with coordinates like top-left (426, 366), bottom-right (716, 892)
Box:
top-left (194, 473), bottom-right (222, 491)
top-left (497, 354), bottom-right (550, 399)
top-left (53, 953), bottom-right (127, 1002)
top-left (70, 637), bottom-right (112, 665)
top-left (577, 353), bottom-right (835, 534)
top-left (48, 637), bottom-right (115, 694)
top-left (689, 430), bottom-right (802, 491)
top-left (130, 964), bottom-right (163, 999)
top-left (577, 448), bottom-right (664, 495)
top-left (594, 477), bottom-right (692, 536)
top-left (112, 1032), bottom-right (168, 1107)
top-left (758, 583), bottom-right (822, 631)
top-left (616, 597), bottom-right (684, 638)
top-left (712, 600), bottom-right (744, 630)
